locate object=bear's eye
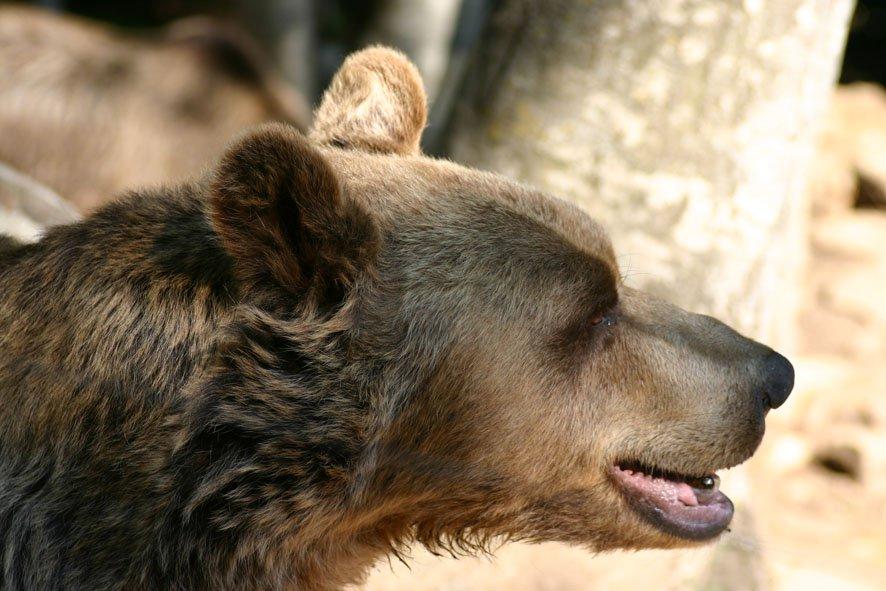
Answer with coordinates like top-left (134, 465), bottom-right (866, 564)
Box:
top-left (590, 309), bottom-right (618, 328)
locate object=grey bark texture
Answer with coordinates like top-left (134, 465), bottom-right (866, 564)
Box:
top-left (365, 0), bottom-right (464, 101)
top-left (447, 0), bottom-right (854, 587)
top-left (232, 0), bottom-right (316, 100)
top-left (449, 0), bottom-right (854, 346)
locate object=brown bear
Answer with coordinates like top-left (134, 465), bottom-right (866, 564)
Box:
top-left (0, 5), bottom-right (308, 212)
top-left (0, 47), bottom-right (794, 591)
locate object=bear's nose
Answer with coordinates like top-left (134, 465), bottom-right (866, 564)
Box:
top-left (761, 351), bottom-right (794, 409)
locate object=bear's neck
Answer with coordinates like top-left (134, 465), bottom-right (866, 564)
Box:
top-left (0, 186), bottom-right (238, 405)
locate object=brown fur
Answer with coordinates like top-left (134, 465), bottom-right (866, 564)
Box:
top-left (0, 5), bottom-right (309, 211)
top-left (0, 47), bottom-right (792, 590)
top-left (310, 47), bottom-right (427, 155)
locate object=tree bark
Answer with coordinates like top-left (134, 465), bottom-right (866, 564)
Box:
top-left (449, 0), bottom-right (854, 344)
top-left (231, 0), bottom-right (316, 100)
top-left (446, 0), bottom-right (854, 587)
top-left (365, 0), bottom-right (464, 102)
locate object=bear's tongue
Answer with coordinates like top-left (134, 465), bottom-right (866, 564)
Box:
top-left (616, 468), bottom-right (719, 507)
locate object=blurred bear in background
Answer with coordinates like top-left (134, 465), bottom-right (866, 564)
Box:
top-left (0, 5), bottom-right (309, 211)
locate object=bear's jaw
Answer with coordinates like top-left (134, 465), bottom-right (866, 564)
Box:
top-left (609, 461), bottom-right (734, 541)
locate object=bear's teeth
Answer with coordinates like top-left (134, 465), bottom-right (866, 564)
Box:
top-left (686, 474), bottom-right (720, 490)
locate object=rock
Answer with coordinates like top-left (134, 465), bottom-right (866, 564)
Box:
top-left (800, 212), bottom-right (886, 359)
top-left (0, 161), bottom-right (79, 241)
top-left (809, 83), bottom-right (886, 215)
top-left (812, 444), bottom-right (863, 481)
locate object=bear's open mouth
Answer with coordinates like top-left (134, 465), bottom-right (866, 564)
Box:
top-left (610, 460), bottom-right (734, 541)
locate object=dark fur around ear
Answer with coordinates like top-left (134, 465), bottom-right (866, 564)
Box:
top-left (211, 123), bottom-right (378, 304)
top-left (310, 46), bottom-right (427, 155)
top-left (0, 234), bottom-right (24, 267)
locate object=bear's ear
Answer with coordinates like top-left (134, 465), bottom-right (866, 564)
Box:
top-left (310, 46), bottom-right (427, 155)
top-left (211, 123), bottom-right (378, 305)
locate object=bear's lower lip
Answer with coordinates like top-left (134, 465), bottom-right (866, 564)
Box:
top-left (610, 462), bottom-right (734, 541)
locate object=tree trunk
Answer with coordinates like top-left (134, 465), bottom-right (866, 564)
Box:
top-left (365, 0), bottom-right (464, 102)
top-left (231, 0), bottom-right (316, 101)
top-left (448, 0), bottom-right (853, 345)
top-left (445, 0), bottom-right (854, 588)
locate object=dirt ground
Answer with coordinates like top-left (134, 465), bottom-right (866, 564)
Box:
top-left (359, 90), bottom-right (886, 590)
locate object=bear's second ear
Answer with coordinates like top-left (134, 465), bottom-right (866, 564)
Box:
top-left (211, 123), bottom-right (378, 305)
top-left (310, 46), bottom-right (427, 155)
